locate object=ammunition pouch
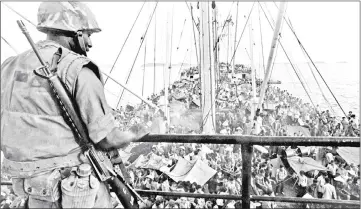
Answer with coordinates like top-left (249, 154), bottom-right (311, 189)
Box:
top-left (12, 169), bottom-right (62, 205)
top-left (61, 165), bottom-right (100, 208)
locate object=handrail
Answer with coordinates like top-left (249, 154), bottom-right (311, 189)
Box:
top-left (137, 134), bottom-right (360, 208)
top-left (138, 134), bottom-right (359, 147)
top-left (2, 134), bottom-right (359, 208)
top-left (135, 190), bottom-right (360, 206)
top-left (0, 181), bottom-right (358, 206)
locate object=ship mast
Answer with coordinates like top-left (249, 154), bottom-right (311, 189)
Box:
top-left (163, 8), bottom-right (172, 132)
top-left (232, 2), bottom-right (239, 76)
top-left (200, 1), bottom-right (216, 134)
top-left (249, 15), bottom-right (257, 120)
top-left (257, 1), bottom-right (287, 111)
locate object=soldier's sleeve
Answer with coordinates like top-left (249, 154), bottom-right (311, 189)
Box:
top-left (74, 67), bottom-right (117, 144)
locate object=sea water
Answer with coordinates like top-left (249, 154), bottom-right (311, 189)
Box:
top-left (271, 62), bottom-right (359, 118)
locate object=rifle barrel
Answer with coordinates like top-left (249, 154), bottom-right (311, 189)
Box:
top-left (16, 20), bottom-right (49, 74)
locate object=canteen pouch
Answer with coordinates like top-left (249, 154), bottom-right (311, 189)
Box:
top-left (60, 170), bottom-right (100, 208)
top-left (23, 169), bottom-right (61, 202)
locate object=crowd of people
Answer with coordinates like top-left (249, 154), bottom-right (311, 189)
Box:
top-left (1, 64), bottom-right (359, 208)
top-left (107, 65), bottom-right (359, 208)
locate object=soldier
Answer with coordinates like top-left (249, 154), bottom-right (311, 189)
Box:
top-left (1, 2), bottom-right (152, 208)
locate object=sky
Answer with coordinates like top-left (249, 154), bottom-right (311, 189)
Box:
top-left (1, 2), bottom-right (359, 107)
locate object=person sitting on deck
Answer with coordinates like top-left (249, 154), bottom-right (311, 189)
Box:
top-left (255, 169), bottom-right (273, 196)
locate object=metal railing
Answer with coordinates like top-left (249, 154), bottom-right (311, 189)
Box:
top-left (1, 135), bottom-right (359, 208)
top-left (136, 134), bottom-right (360, 208)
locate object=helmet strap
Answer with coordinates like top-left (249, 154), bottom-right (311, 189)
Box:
top-left (73, 31), bottom-right (87, 56)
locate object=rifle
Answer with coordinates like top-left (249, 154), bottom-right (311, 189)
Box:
top-left (16, 20), bottom-right (143, 208)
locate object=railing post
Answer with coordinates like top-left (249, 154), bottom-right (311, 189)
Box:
top-left (241, 143), bottom-right (253, 208)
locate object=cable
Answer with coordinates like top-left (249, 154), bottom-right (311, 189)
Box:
top-left (259, 2), bottom-right (316, 109)
top-left (169, 5), bottom-right (175, 87)
top-left (229, 2), bottom-right (256, 65)
top-left (153, 10), bottom-right (157, 94)
top-left (1, 36), bottom-right (19, 54)
top-left (2, 2), bottom-right (36, 27)
top-left (116, 2), bottom-right (158, 108)
top-left (307, 60), bottom-right (337, 115)
top-left (272, 2), bottom-right (347, 117)
top-left (178, 49), bottom-right (189, 78)
top-left (213, 1), bottom-right (235, 51)
top-left (208, 2), bottom-right (216, 130)
top-left (104, 1), bottom-right (146, 85)
top-left (189, 2), bottom-right (199, 66)
top-left (286, 16), bottom-right (336, 115)
top-left (268, 39), bottom-right (279, 81)
top-left (176, 19), bottom-right (187, 51)
top-left (185, 1), bottom-right (200, 33)
top-left (142, 38), bottom-right (147, 97)
top-left (257, 3), bottom-right (266, 76)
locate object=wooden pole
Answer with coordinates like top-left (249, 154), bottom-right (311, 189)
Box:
top-left (164, 8), bottom-right (172, 131)
top-left (257, 1), bottom-right (287, 110)
top-left (142, 40), bottom-right (147, 98)
top-left (153, 11), bottom-right (157, 95)
top-left (210, 2), bottom-right (216, 132)
top-left (249, 16), bottom-right (257, 120)
top-left (233, 2), bottom-right (239, 76)
top-left (212, 1), bottom-right (218, 104)
top-left (200, 2), bottom-right (216, 134)
top-left (241, 144), bottom-right (253, 209)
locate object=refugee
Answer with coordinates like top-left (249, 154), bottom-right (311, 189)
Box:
top-left (322, 178), bottom-right (337, 200)
top-left (275, 165), bottom-right (288, 195)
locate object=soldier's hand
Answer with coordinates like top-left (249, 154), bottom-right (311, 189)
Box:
top-left (129, 124), bottom-right (149, 140)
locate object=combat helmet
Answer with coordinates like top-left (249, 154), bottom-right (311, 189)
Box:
top-left (37, 2), bottom-right (100, 56)
top-left (37, 2), bottom-right (101, 35)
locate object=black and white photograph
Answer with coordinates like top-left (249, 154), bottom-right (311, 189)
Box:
top-left (0, 1), bottom-right (360, 208)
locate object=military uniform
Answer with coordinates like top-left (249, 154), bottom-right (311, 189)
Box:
top-left (1, 2), bottom-right (117, 208)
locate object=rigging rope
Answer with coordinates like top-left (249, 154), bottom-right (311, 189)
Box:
top-left (116, 2), bottom-right (158, 108)
top-left (189, 2), bottom-right (199, 66)
top-left (176, 19), bottom-right (187, 51)
top-left (153, 10), bottom-right (157, 94)
top-left (169, 5), bottom-right (175, 87)
top-left (214, 1), bottom-right (254, 103)
top-left (307, 60), bottom-right (337, 115)
top-left (177, 49), bottom-right (189, 78)
top-left (272, 2), bottom-right (347, 117)
top-left (104, 1), bottom-right (146, 85)
top-left (233, 1), bottom-right (239, 73)
top-left (142, 38), bottom-right (147, 97)
top-left (284, 16), bottom-right (337, 115)
top-left (1, 36), bottom-right (19, 54)
top-left (208, 2), bottom-right (216, 129)
top-left (229, 2), bottom-right (256, 65)
top-left (258, 2), bottom-right (316, 109)
top-left (213, 1), bottom-right (235, 51)
top-left (257, 3), bottom-right (266, 76)
top-left (2, 2), bottom-right (36, 27)
top-left (185, 1), bottom-right (200, 33)
top-left (227, 21), bottom-right (230, 66)
top-left (268, 38), bottom-right (279, 82)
